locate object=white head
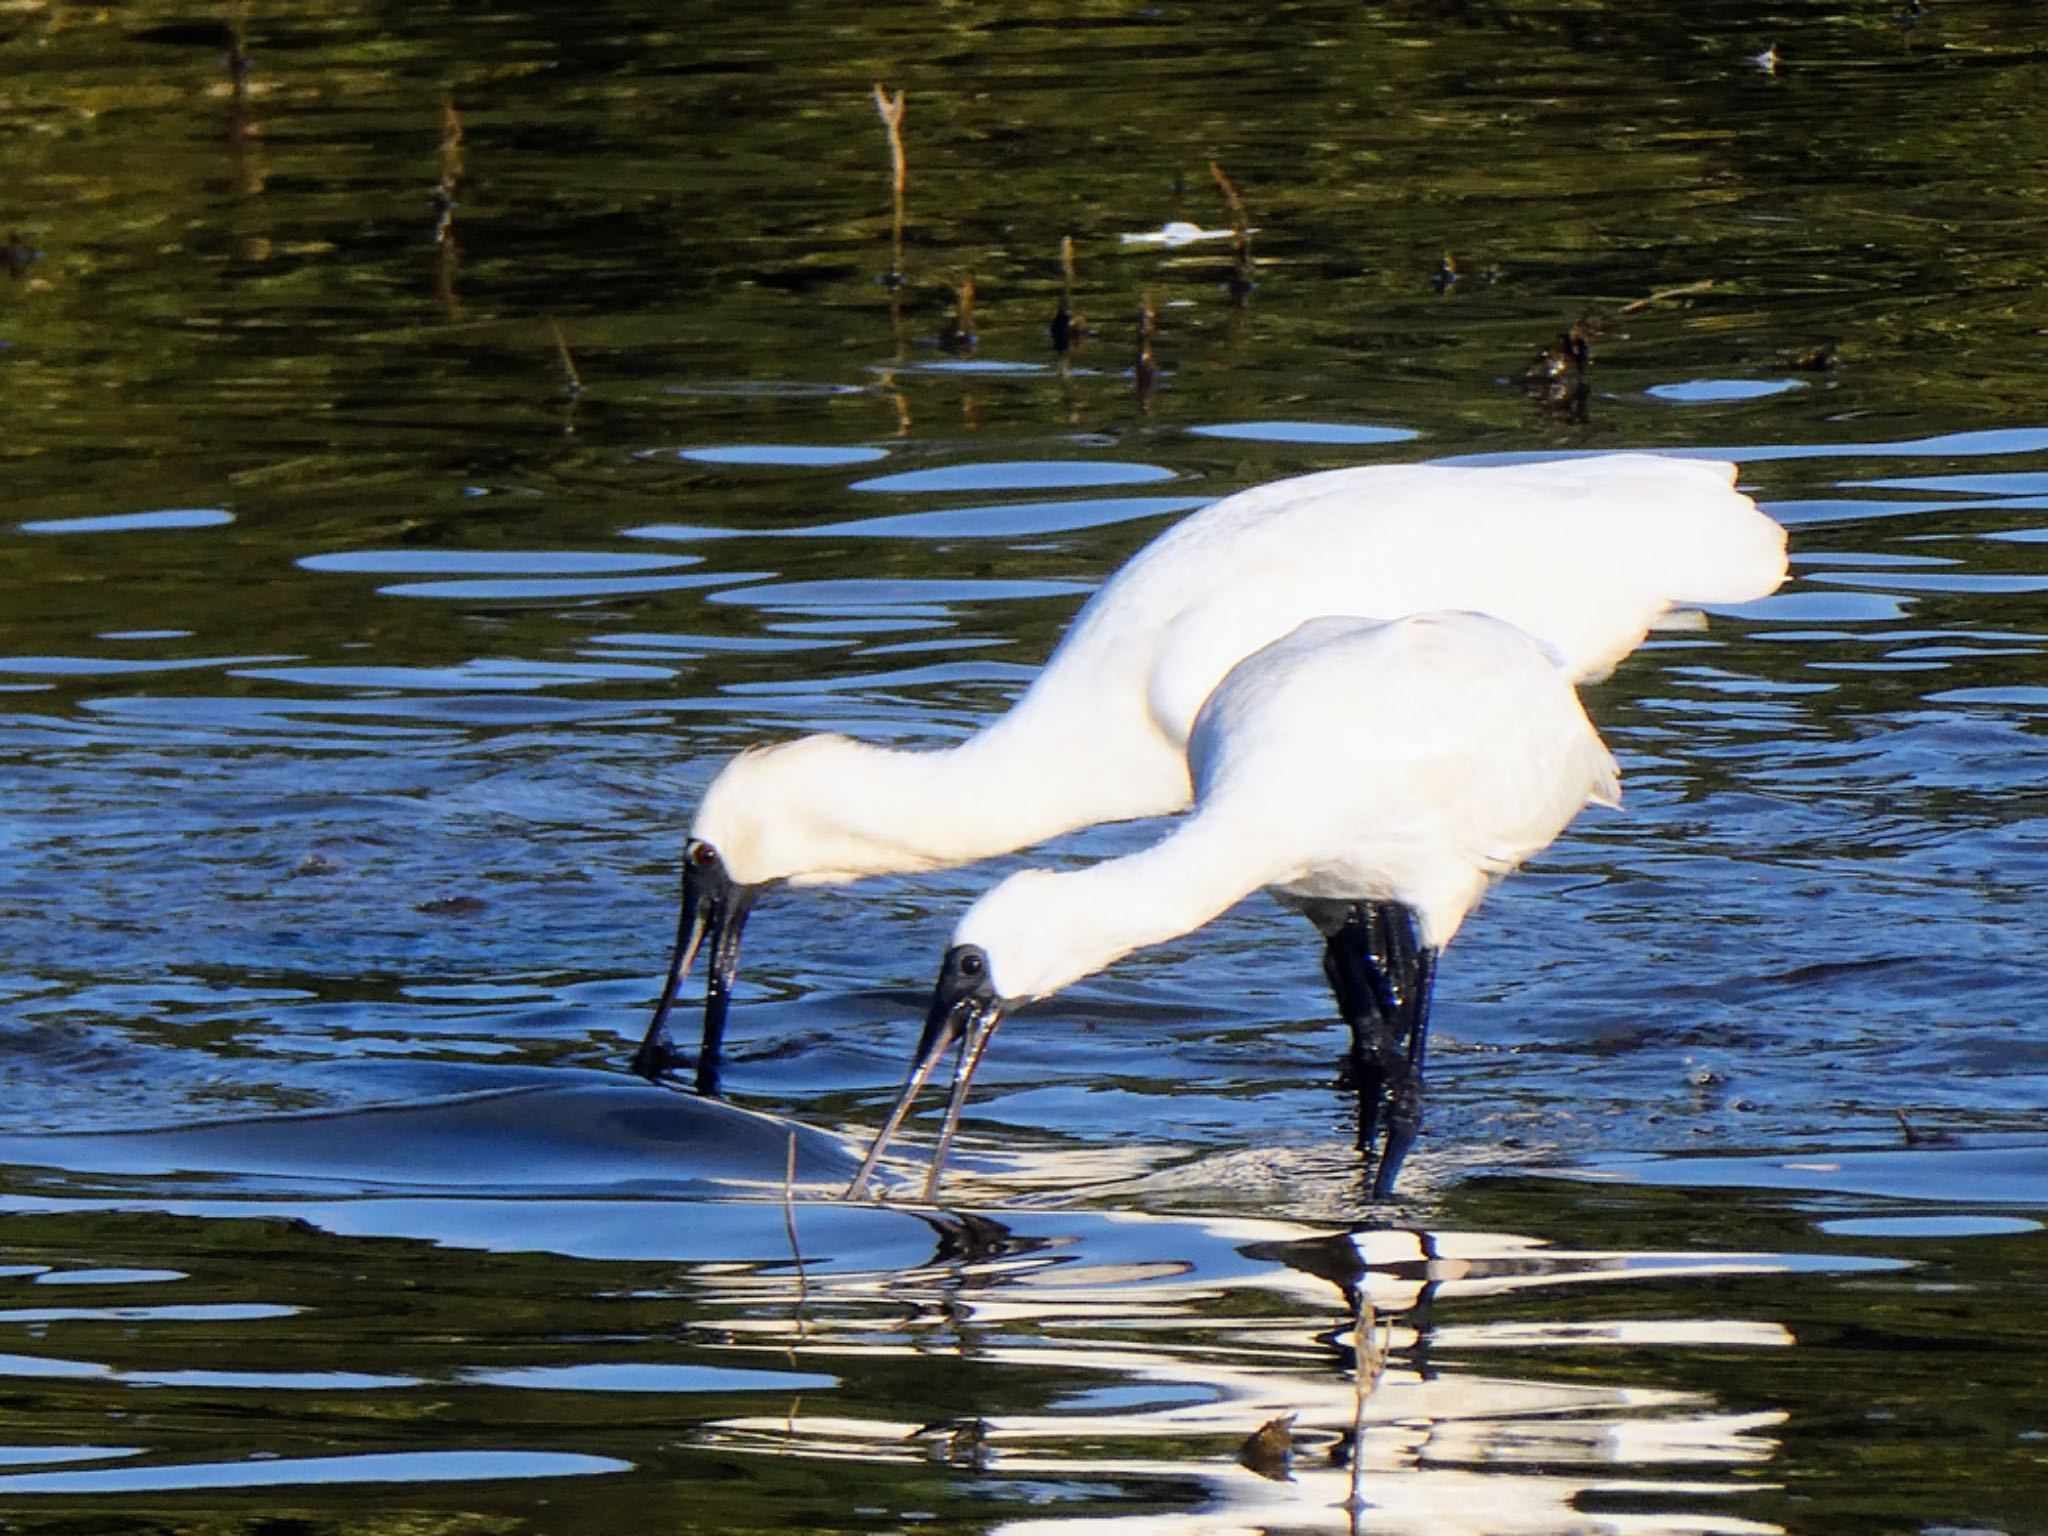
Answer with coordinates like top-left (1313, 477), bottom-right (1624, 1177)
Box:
top-left (691, 735), bottom-right (944, 888)
top-left (953, 866), bottom-right (1155, 1003)
top-left (648, 733), bottom-right (912, 1093)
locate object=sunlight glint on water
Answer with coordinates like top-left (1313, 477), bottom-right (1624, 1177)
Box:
top-left (4, 0), bottom-right (2048, 1530)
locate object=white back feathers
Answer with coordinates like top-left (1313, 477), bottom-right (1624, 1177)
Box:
top-left (692, 455), bottom-right (1779, 887)
top-left (955, 612), bottom-right (1619, 1003)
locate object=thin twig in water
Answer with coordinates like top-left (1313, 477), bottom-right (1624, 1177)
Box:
top-left (549, 319), bottom-right (584, 397)
top-left (434, 91), bottom-right (464, 243)
top-left (1208, 160), bottom-right (1248, 254)
top-left (783, 1130), bottom-right (810, 1342)
top-left (1135, 289), bottom-right (1158, 411)
top-left (1052, 234), bottom-right (1088, 353)
top-left (873, 83), bottom-right (908, 284)
top-left (1209, 160), bottom-right (1255, 300)
top-left (431, 91), bottom-right (465, 312)
top-left (941, 272), bottom-right (976, 353)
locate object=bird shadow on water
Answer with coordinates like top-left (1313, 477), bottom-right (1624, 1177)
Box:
top-left (9, 1069), bottom-right (2037, 1530)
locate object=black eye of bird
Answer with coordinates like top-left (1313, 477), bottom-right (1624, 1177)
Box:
top-left (957, 950), bottom-right (984, 978)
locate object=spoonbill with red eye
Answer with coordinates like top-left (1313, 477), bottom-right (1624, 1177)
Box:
top-left (641, 455), bottom-right (1783, 1095)
top-left (845, 610), bottom-right (1623, 1202)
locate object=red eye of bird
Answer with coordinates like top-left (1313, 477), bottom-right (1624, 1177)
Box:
top-left (691, 842), bottom-right (719, 868)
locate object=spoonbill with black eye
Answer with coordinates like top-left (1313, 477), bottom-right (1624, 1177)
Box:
top-left (640, 454), bottom-right (1784, 1094)
top-left (845, 610), bottom-right (1622, 1202)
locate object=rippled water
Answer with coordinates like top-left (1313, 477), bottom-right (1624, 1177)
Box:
top-left (6, 2), bottom-right (2048, 1531)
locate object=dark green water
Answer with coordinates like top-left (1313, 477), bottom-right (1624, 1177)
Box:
top-left (5, 2), bottom-right (2048, 1531)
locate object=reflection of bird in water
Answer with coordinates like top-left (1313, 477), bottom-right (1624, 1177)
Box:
top-left (846, 611), bottom-right (1622, 1201)
top-left (640, 456), bottom-right (1787, 1098)
top-left (700, 1209), bottom-right (1791, 1536)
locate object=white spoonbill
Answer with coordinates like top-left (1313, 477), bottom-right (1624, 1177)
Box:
top-left (640, 455), bottom-right (1783, 1093)
top-left (844, 611), bottom-right (1623, 1203)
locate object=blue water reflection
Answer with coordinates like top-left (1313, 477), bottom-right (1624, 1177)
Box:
top-left (17, 509), bottom-right (234, 536)
top-left (5, 12), bottom-right (2048, 1519)
top-left (849, 461), bottom-right (1178, 494)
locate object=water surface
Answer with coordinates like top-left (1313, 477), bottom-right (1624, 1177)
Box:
top-left (5, 2), bottom-right (2048, 1531)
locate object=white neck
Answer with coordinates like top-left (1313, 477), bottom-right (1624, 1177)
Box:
top-left (700, 660), bottom-right (1200, 888)
top-left (713, 694), bottom-right (1194, 888)
top-left (963, 815), bottom-right (1268, 999)
top-left (808, 729), bottom-right (1109, 880)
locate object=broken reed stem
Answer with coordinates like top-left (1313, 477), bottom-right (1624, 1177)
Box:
top-left (1209, 161), bottom-right (1248, 256)
top-left (940, 271), bottom-right (977, 356)
top-left (1052, 234), bottom-right (1088, 354)
top-left (1210, 160), bottom-right (1255, 301)
top-left (873, 83), bottom-right (908, 282)
top-left (548, 318), bottom-right (583, 396)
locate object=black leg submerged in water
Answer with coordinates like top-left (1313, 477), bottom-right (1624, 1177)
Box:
top-left (632, 841), bottom-right (756, 1096)
top-left (1373, 943), bottom-right (1435, 1201)
top-left (1322, 901), bottom-right (1397, 1149)
top-left (1318, 901), bottom-right (1438, 1199)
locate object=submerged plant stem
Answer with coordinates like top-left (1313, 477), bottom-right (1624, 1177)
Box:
top-left (548, 319), bottom-right (583, 397)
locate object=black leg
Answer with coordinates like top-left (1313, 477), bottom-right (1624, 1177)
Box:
top-left (1321, 902), bottom-right (1403, 1154)
top-left (1327, 901), bottom-right (1425, 1155)
top-left (1319, 902), bottom-right (1437, 1199)
top-left (629, 1031), bottom-right (682, 1081)
top-left (1371, 944), bottom-right (1436, 1200)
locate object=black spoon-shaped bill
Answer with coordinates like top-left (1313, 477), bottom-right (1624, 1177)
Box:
top-left (632, 840), bottom-right (756, 1096)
